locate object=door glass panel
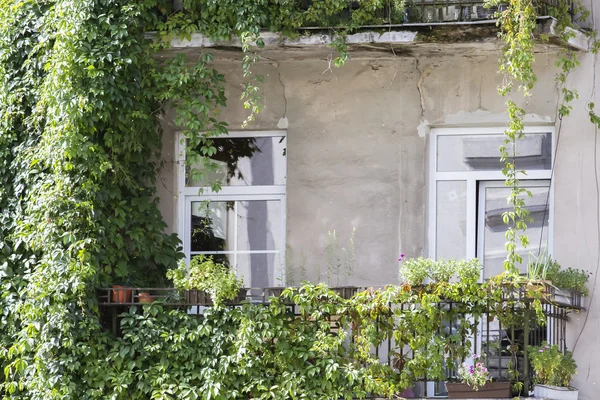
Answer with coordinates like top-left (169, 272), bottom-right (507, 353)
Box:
top-left (187, 136), bottom-right (287, 187)
top-left (190, 201), bottom-right (235, 252)
top-left (236, 200), bottom-right (281, 251)
top-left (236, 252), bottom-right (281, 287)
top-left (437, 133), bottom-right (551, 172)
top-left (436, 181), bottom-right (467, 259)
top-left (188, 199), bottom-right (283, 286)
top-left (481, 184), bottom-right (550, 279)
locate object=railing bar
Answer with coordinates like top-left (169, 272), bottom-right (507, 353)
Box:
top-left (388, 300), bottom-right (392, 367)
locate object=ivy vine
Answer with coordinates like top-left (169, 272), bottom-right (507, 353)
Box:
top-left (0, 0), bottom-right (593, 398)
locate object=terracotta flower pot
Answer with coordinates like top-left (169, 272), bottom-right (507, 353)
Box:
top-left (446, 381), bottom-right (511, 398)
top-left (112, 285), bottom-right (132, 303)
top-left (138, 292), bottom-right (154, 303)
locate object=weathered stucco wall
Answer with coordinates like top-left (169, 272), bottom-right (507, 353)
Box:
top-left (158, 46), bottom-right (559, 286)
top-left (556, 1), bottom-right (600, 398)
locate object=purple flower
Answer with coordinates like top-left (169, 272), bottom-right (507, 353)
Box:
top-left (472, 354), bottom-right (478, 359)
top-left (538, 349), bottom-right (544, 353)
top-left (545, 345), bottom-right (550, 349)
top-left (482, 367), bottom-right (487, 372)
top-left (477, 363), bottom-right (482, 367)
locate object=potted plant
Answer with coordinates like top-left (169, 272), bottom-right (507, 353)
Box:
top-left (529, 343), bottom-right (578, 400)
top-left (137, 291), bottom-right (154, 303)
top-left (526, 254), bottom-right (556, 299)
top-left (399, 258), bottom-right (482, 286)
top-left (527, 256), bottom-right (590, 304)
top-left (446, 355), bottom-right (511, 399)
top-left (550, 267), bottom-right (590, 304)
top-left (112, 282), bottom-right (133, 303)
top-left (167, 255), bottom-right (244, 307)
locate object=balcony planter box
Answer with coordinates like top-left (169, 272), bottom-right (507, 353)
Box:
top-left (525, 280), bottom-right (552, 300)
top-left (332, 286), bottom-right (359, 299)
top-left (553, 289), bottom-right (583, 308)
top-left (446, 381), bottom-right (511, 398)
top-left (232, 288), bottom-right (248, 303)
top-left (534, 384), bottom-right (579, 400)
top-left (185, 289), bottom-right (213, 305)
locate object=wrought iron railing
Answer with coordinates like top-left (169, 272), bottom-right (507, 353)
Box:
top-left (99, 284), bottom-right (583, 396)
top-left (170, 1), bottom-right (572, 26)
top-left (295, 0), bottom-right (570, 25)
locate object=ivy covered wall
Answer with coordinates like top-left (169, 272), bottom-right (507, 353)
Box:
top-left (0, 0), bottom-right (589, 398)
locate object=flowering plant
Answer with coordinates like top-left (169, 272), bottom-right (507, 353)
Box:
top-left (528, 343), bottom-right (577, 387)
top-left (457, 354), bottom-right (491, 390)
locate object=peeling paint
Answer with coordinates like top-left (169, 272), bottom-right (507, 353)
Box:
top-left (417, 119), bottom-right (430, 138)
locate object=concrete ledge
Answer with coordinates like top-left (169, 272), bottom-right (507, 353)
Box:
top-left (146, 16), bottom-right (589, 53)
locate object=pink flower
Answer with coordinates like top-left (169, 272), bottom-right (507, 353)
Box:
top-left (477, 363), bottom-right (482, 367)
top-left (538, 349), bottom-right (544, 353)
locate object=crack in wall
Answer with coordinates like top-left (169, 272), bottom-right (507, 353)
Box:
top-left (415, 58), bottom-right (433, 137)
top-left (276, 62), bottom-right (288, 119)
top-left (261, 55), bottom-right (289, 128)
top-left (275, 61), bottom-right (288, 129)
top-left (415, 58), bottom-right (426, 123)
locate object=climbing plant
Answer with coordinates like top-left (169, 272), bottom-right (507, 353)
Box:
top-left (0, 0), bottom-right (593, 398)
top-left (484, 0), bottom-right (597, 274)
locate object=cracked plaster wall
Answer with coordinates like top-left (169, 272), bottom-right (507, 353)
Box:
top-left (158, 51), bottom-right (558, 286)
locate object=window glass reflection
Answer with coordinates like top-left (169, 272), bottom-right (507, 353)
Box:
top-left (436, 181), bottom-right (467, 259)
top-left (187, 136), bottom-right (286, 186)
top-left (482, 185), bottom-right (550, 279)
top-left (437, 133), bottom-right (551, 172)
top-left (190, 201), bottom-right (234, 252)
top-left (236, 200), bottom-right (280, 251)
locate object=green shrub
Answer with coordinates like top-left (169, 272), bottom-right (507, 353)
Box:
top-left (399, 258), bottom-right (482, 285)
top-left (551, 267), bottom-right (590, 296)
top-left (167, 255), bottom-right (243, 306)
top-left (529, 343), bottom-right (577, 387)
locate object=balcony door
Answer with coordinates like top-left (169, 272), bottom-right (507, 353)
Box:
top-left (476, 180), bottom-right (551, 279)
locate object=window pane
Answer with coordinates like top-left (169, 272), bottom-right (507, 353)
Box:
top-left (437, 133), bottom-right (551, 172)
top-left (236, 200), bottom-right (281, 251)
top-left (482, 184), bottom-right (550, 279)
top-left (436, 181), bottom-right (467, 259)
top-left (187, 136), bottom-right (286, 186)
top-left (189, 253), bottom-right (234, 269)
top-left (236, 252), bottom-right (281, 287)
top-left (190, 201), bottom-right (235, 252)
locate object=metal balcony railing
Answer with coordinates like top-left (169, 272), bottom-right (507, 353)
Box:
top-left (296, 0), bottom-right (571, 25)
top-left (99, 284), bottom-right (583, 396)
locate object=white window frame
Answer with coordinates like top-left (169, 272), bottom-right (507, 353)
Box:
top-left (176, 130), bottom-right (287, 285)
top-left (428, 126), bottom-right (554, 265)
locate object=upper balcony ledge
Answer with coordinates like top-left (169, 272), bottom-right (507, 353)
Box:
top-left (148, 16), bottom-right (590, 59)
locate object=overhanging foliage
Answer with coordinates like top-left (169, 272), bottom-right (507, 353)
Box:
top-left (0, 0), bottom-right (591, 398)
